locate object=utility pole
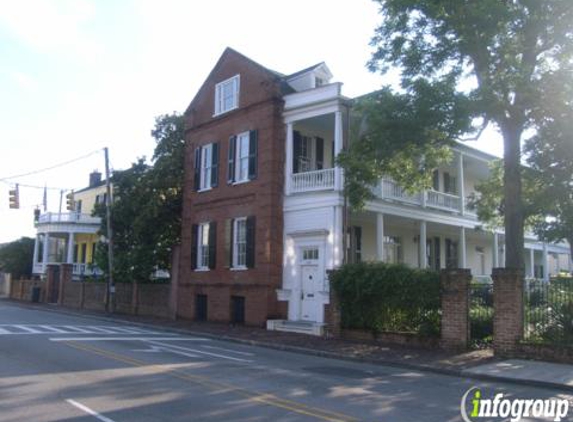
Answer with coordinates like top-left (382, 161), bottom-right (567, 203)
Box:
top-left (104, 147), bottom-right (114, 313)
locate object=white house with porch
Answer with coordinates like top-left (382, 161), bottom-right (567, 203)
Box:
top-left (267, 63), bottom-right (572, 335)
top-left (32, 171), bottom-right (107, 279)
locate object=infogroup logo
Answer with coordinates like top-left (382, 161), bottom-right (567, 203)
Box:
top-left (461, 387), bottom-right (570, 422)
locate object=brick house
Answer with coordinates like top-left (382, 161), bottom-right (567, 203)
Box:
top-left (178, 48), bottom-right (288, 326)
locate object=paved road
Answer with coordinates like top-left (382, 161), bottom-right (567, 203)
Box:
top-left (0, 301), bottom-right (571, 422)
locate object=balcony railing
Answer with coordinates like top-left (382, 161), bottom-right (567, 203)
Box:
top-left (291, 168), bottom-right (335, 193)
top-left (426, 190), bottom-right (461, 212)
top-left (33, 262), bottom-right (103, 276)
top-left (38, 212), bottom-right (101, 225)
top-left (379, 178), bottom-right (422, 205)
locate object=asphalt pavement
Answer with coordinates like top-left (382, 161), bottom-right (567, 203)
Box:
top-left (0, 301), bottom-right (571, 422)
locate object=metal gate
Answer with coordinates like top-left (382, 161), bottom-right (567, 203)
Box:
top-left (48, 266), bottom-right (60, 303)
top-left (469, 279), bottom-right (493, 347)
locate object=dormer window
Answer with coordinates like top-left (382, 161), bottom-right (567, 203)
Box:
top-left (215, 75), bottom-right (240, 116)
top-left (315, 77), bottom-right (324, 87)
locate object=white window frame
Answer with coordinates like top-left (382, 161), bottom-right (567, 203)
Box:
top-left (232, 217), bottom-right (247, 269)
top-left (199, 143), bottom-right (213, 191)
top-left (235, 131), bottom-right (250, 183)
top-left (214, 75), bottom-right (240, 116)
top-left (197, 222), bottom-right (210, 270)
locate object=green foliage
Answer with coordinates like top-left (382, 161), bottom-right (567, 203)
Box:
top-left (330, 262), bottom-right (440, 336)
top-left (0, 237), bottom-right (34, 279)
top-left (94, 113), bottom-right (185, 283)
top-left (357, 0), bottom-right (573, 268)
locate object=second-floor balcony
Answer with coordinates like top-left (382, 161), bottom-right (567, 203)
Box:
top-left (38, 212), bottom-right (101, 225)
top-left (374, 178), bottom-right (471, 215)
top-left (291, 168), bottom-right (335, 193)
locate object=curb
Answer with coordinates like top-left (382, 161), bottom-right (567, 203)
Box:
top-left (4, 298), bottom-right (573, 393)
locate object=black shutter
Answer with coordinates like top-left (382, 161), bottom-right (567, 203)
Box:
top-left (190, 224), bottom-right (198, 270)
top-left (316, 137), bottom-right (324, 170)
top-left (245, 216), bottom-right (256, 268)
top-left (443, 172), bottom-right (450, 193)
top-left (293, 131), bottom-right (302, 173)
top-left (224, 219), bottom-right (233, 268)
top-left (248, 130), bottom-right (258, 180)
top-left (432, 169), bottom-right (440, 191)
top-left (355, 226), bottom-right (362, 263)
top-left (208, 221), bottom-right (217, 269)
top-left (194, 147), bottom-right (201, 191)
top-left (211, 143), bottom-right (219, 187)
top-left (227, 136), bottom-right (236, 184)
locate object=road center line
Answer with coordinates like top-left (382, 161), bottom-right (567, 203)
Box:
top-left (66, 399), bottom-right (117, 422)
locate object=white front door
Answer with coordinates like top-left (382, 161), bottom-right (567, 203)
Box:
top-left (300, 265), bottom-right (320, 321)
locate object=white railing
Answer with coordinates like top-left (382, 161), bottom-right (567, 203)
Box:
top-left (378, 178), bottom-right (423, 205)
top-left (73, 263), bottom-right (103, 277)
top-left (291, 168), bottom-right (335, 193)
top-left (426, 190), bottom-right (461, 212)
top-left (38, 212), bottom-right (101, 225)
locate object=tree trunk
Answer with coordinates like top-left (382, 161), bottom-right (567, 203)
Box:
top-left (501, 122), bottom-right (525, 270)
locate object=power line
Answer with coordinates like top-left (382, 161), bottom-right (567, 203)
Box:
top-left (0, 148), bottom-right (103, 182)
top-left (0, 180), bottom-right (71, 191)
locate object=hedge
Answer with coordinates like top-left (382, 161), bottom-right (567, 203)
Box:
top-left (330, 262), bottom-right (441, 336)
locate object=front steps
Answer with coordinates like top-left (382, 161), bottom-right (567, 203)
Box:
top-left (266, 319), bottom-right (325, 336)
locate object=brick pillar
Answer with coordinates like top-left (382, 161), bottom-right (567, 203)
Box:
top-left (169, 245), bottom-right (180, 320)
top-left (326, 287), bottom-right (341, 338)
top-left (46, 265), bottom-right (58, 303)
top-left (440, 268), bottom-right (471, 351)
top-left (58, 264), bottom-right (73, 305)
top-left (492, 268), bottom-right (524, 357)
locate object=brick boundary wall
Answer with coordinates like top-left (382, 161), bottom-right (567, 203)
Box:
top-left (440, 268), bottom-right (471, 351)
top-left (492, 268), bottom-right (524, 358)
top-left (324, 286), bottom-right (341, 338)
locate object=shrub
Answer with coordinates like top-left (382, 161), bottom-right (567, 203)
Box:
top-left (330, 262), bottom-right (440, 336)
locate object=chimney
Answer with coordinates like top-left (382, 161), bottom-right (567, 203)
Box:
top-left (89, 170), bottom-right (102, 188)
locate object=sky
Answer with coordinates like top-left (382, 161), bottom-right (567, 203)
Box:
top-left (0, 0), bottom-right (504, 244)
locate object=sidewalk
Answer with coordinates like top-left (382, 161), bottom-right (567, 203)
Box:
top-left (4, 298), bottom-right (573, 392)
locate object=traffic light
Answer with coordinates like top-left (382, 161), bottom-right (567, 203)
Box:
top-left (34, 208), bottom-right (40, 224)
top-left (66, 191), bottom-right (75, 211)
top-left (8, 185), bottom-right (19, 209)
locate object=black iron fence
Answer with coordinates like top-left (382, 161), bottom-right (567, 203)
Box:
top-left (470, 280), bottom-right (493, 347)
top-left (524, 278), bottom-right (573, 345)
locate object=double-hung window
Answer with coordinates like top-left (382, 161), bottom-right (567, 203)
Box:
top-left (227, 130), bottom-right (257, 183)
top-left (191, 222), bottom-right (217, 270)
top-left (194, 143), bottom-right (219, 191)
top-left (233, 218), bottom-right (247, 268)
top-left (215, 75), bottom-right (240, 116)
top-left (198, 223), bottom-right (210, 269)
top-left (226, 216), bottom-right (256, 269)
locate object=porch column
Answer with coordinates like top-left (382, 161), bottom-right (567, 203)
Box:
top-left (459, 226), bottom-right (467, 268)
top-left (42, 234), bottom-right (50, 273)
top-left (493, 233), bottom-right (499, 268)
top-left (529, 248), bottom-right (535, 278)
top-left (457, 152), bottom-right (465, 215)
top-left (285, 123), bottom-right (293, 195)
top-left (376, 213), bottom-right (385, 262)
top-left (333, 205), bottom-right (343, 267)
top-left (419, 220), bottom-right (427, 269)
top-left (542, 243), bottom-right (549, 282)
top-left (66, 232), bottom-right (75, 264)
top-left (32, 235), bottom-right (40, 268)
top-left (334, 110), bottom-right (343, 191)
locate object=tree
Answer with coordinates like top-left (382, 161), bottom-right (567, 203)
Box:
top-left (95, 113), bottom-right (185, 282)
top-left (0, 237), bottom-right (34, 279)
top-left (346, 0), bottom-right (573, 269)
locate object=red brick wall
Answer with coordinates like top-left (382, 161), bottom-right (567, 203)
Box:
top-left (493, 268), bottom-right (524, 357)
top-left (179, 49), bottom-right (286, 326)
top-left (440, 269), bottom-right (471, 351)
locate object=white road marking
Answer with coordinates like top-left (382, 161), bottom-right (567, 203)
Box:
top-left (66, 399), bottom-right (117, 422)
top-left (146, 340), bottom-right (253, 363)
top-left (85, 326), bottom-right (118, 334)
top-left (38, 325), bottom-right (67, 333)
top-left (106, 327), bottom-right (149, 334)
top-left (0, 327), bottom-right (11, 334)
top-left (63, 325), bottom-right (92, 333)
top-left (201, 344), bottom-right (254, 356)
top-left (50, 337), bottom-right (206, 342)
top-left (13, 325), bottom-right (42, 334)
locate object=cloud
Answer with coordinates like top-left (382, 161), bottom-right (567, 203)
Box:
top-left (10, 70), bottom-right (37, 92)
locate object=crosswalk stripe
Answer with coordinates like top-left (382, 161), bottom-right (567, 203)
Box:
top-left (39, 325), bottom-right (68, 333)
top-left (63, 326), bottom-right (92, 333)
top-left (0, 327), bottom-right (10, 334)
top-left (85, 326), bottom-right (118, 334)
top-left (13, 325), bottom-right (43, 334)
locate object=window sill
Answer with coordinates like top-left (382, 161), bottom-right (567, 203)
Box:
top-left (232, 179), bottom-right (250, 186)
top-left (197, 187), bottom-right (213, 193)
top-left (230, 266), bottom-right (248, 271)
top-left (194, 268), bottom-right (210, 272)
top-left (213, 106), bottom-right (238, 118)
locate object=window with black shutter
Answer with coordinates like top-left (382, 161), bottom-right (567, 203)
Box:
top-left (211, 143), bottom-right (219, 187)
top-left (225, 218), bottom-right (233, 268)
top-left (316, 137), bottom-right (324, 170)
top-left (248, 130), bottom-right (258, 180)
top-left (208, 221), bottom-right (217, 269)
top-left (190, 224), bottom-right (198, 270)
top-left (293, 130), bottom-right (302, 173)
top-left (245, 216), bottom-right (256, 268)
top-left (227, 136), bottom-right (236, 183)
top-left (194, 148), bottom-right (201, 191)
